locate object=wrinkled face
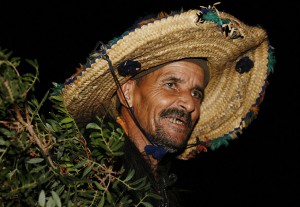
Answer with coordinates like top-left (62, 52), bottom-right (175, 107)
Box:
top-left (131, 60), bottom-right (207, 152)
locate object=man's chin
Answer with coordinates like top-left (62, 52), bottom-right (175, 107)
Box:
top-left (162, 140), bottom-right (187, 153)
top-left (152, 128), bottom-right (189, 153)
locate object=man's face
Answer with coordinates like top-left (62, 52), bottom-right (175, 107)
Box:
top-left (131, 60), bottom-right (207, 152)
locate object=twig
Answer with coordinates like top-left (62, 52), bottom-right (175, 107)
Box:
top-left (14, 103), bottom-right (57, 171)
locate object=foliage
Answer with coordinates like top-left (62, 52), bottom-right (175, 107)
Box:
top-left (0, 49), bottom-right (160, 207)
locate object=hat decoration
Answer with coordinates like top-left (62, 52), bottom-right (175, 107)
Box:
top-left (117, 60), bottom-right (141, 77)
top-left (235, 56), bottom-right (254, 73)
top-left (62, 3), bottom-right (275, 160)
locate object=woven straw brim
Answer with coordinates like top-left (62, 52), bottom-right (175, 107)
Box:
top-left (62, 9), bottom-right (270, 160)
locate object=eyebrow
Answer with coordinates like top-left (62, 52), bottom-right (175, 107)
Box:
top-left (163, 76), bottom-right (205, 94)
top-left (165, 76), bottom-right (181, 82)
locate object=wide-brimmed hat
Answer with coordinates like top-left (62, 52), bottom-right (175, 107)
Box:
top-left (62, 4), bottom-right (275, 160)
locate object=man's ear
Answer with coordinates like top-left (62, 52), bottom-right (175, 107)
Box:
top-left (116, 80), bottom-right (135, 108)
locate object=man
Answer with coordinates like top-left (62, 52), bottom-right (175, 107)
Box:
top-left (62, 4), bottom-right (275, 206)
top-left (115, 59), bottom-right (209, 206)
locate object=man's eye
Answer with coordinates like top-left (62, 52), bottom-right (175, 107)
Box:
top-left (192, 90), bottom-right (203, 100)
top-left (165, 82), bottom-right (176, 88)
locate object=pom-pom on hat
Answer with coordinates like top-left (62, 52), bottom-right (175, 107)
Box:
top-left (62, 3), bottom-right (275, 160)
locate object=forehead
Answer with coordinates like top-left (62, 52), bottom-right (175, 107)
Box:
top-left (143, 60), bottom-right (206, 82)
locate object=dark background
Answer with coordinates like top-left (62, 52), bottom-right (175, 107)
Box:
top-left (1, 0), bottom-right (299, 206)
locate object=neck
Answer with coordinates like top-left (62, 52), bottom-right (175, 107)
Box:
top-left (119, 107), bottom-right (160, 169)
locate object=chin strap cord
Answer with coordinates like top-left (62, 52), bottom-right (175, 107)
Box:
top-left (98, 42), bottom-right (167, 160)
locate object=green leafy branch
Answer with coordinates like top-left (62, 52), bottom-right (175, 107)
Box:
top-left (0, 49), bottom-right (159, 207)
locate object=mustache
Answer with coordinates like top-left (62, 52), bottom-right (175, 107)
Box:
top-left (160, 107), bottom-right (192, 128)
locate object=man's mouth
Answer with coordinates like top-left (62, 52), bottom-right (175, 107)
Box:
top-left (166, 117), bottom-right (185, 125)
top-left (160, 107), bottom-right (192, 128)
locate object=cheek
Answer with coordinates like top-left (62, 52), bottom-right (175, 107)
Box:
top-left (136, 90), bottom-right (171, 125)
top-left (147, 91), bottom-right (175, 115)
top-left (140, 87), bottom-right (170, 108)
top-left (191, 103), bottom-right (201, 123)
top-left (132, 89), bottom-right (159, 120)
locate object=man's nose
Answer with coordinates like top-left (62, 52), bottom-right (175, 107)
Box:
top-left (178, 91), bottom-right (195, 113)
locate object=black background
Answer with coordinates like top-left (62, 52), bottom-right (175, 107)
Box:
top-left (1, 0), bottom-right (299, 206)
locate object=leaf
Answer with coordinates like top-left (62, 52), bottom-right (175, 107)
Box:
top-left (59, 117), bottom-right (73, 124)
top-left (116, 127), bottom-right (124, 134)
top-left (124, 169), bottom-right (135, 182)
top-left (56, 185), bottom-right (65, 195)
top-left (67, 200), bottom-right (73, 207)
top-left (27, 158), bottom-right (44, 164)
top-left (60, 123), bottom-right (73, 129)
top-left (129, 177), bottom-right (146, 186)
top-left (82, 165), bottom-right (93, 178)
top-left (98, 195), bottom-right (105, 207)
top-left (147, 192), bottom-right (163, 200)
top-left (50, 95), bottom-right (63, 102)
top-left (30, 165), bottom-right (47, 173)
top-left (73, 159), bottom-right (88, 169)
top-left (45, 123), bottom-right (55, 132)
top-left (30, 98), bottom-right (39, 107)
top-left (89, 132), bottom-right (101, 138)
top-left (94, 181), bottom-right (105, 191)
top-left (25, 58), bottom-right (39, 69)
top-left (112, 152), bottom-right (124, 156)
top-left (0, 127), bottom-right (15, 138)
top-left (46, 197), bottom-right (55, 207)
top-left (29, 91), bottom-right (50, 119)
top-left (7, 168), bottom-right (17, 180)
top-left (38, 171), bottom-right (54, 184)
top-left (86, 123), bottom-right (102, 130)
top-left (112, 179), bottom-right (119, 189)
top-left (141, 202), bottom-right (153, 207)
top-left (0, 137), bottom-right (8, 146)
top-left (51, 191), bottom-right (62, 207)
top-left (106, 191), bottom-right (112, 204)
top-left (110, 141), bottom-right (124, 152)
top-left (38, 190), bottom-right (46, 207)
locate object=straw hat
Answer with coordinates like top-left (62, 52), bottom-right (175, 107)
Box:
top-left (62, 4), bottom-right (275, 160)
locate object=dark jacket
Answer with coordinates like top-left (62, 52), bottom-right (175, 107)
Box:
top-left (117, 137), bottom-right (184, 207)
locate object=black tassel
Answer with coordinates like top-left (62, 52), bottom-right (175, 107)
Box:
top-left (235, 56), bottom-right (254, 73)
top-left (117, 60), bottom-right (141, 76)
top-left (144, 145), bottom-right (167, 160)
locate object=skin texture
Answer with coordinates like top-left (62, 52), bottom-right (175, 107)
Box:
top-left (117, 60), bottom-right (206, 165)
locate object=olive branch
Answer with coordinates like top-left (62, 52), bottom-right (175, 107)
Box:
top-left (0, 49), bottom-right (160, 207)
